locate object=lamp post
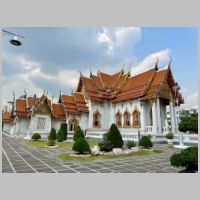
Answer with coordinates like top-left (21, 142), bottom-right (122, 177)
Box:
top-left (173, 82), bottom-right (188, 149)
top-left (2, 29), bottom-right (25, 46)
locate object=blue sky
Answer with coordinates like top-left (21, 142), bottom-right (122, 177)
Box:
top-left (2, 27), bottom-right (198, 108)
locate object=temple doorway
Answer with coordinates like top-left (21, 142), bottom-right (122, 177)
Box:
top-left (69, 118), bottom-right (79, 131)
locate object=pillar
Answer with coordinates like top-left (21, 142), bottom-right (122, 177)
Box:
top-left (88, 100), bottom-right (93, 129)
top-left (140, 101), bottom-right (146, 134)
top-left (156, 98), bottom-right (162, 134)
top-left (152, 100), bottom-right (157, 135)
top-left (169, 100), bottom-right (176, 134)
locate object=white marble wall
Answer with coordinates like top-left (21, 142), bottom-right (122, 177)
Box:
top-left (30, 114), bottom-right (51, 135)
top-left (52, 119), bottom-right (66, 131)
top-left (15, 118), bottom-right (30, 137)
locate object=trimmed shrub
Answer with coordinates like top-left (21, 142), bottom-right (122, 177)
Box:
top-left (47, 140), bottom-right (56, 146)
top-left (60, 122), bottom-right (68, 140)
top-left (106, 123), bottom-right (123, 148)
top-left (48, 128), bottom-right (57, 141)
top-left (139, 136), bottom-right (153, 148)
top-left (72, 138), bottom-right (90, 154)
top-left (170, 147), bottom-right (198, 172)
top-left (166, 133), bottom-right (174, 139)
top-left (31, 133), bottom-right (41, 141)
top-left (73, 125), bottom-right (84, 141)
top-left (126, 140), bottom-right (136, 149)
top-left (57, 129), bottom-right (65, 142)
top-left (98, 140), bottom-right (114, 152)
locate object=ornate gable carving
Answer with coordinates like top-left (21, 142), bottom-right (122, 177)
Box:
top-left (157, 79), bottom-right (173, 100)
top-left (33, 99), bottom-right (52, 116)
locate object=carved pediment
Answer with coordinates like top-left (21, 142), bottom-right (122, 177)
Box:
top-left (157, 80), bottom-right (173, 100)
top-left (33, 100), bottom-right (52, 115)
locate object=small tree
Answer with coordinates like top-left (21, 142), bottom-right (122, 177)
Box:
top-left (48, 128), bottom-right (57, 141)
top-left (57, 129), bottom-right (65, 142)
top-left (73, 125), bottom-right (84, 141)
top-left (31, 133), bottom-right (41, 141)
top-left (170, 147), bottom-right (198, 172)
top-left (179, 114), bottom-right (198, 133)
top-left (72, 138), bottom-right (90, 154)
top-left (107, 123), bottom-right (123, 148)
top-left (60, 122), bottom-right (68, 140)
top-left (139, 136), bottom-right (153, 148)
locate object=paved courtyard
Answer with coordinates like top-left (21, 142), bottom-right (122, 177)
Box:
top-left (2, 133), bottom-right (182, 173)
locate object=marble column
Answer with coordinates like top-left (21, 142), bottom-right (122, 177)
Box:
top-left (152, 100), bottom-right (157, 135)
top-left (140, 101), bottom-right (146, 134)
top-left (88, 100), bottom-right (93, 129)
top-left (156, 98), bottom-right (162, 134)
top-left (169, 100), bottom-right (176, 134)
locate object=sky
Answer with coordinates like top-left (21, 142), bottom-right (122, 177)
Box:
top-left (2, 27), bottom-right (198, 109)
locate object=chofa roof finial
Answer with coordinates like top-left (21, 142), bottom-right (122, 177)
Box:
top-left (169, 56), bottom-right (172, 66)
top-left (155, 57), bottom-right (159, 70)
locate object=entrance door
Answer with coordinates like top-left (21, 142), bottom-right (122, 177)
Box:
top-left (69, 118), bottom-right (79, 131)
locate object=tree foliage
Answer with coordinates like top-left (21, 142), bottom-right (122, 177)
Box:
top-left (57, 129), bottom-right (65, 142)
top-left (73, 125), bottom-right (84, 141)
top-left (72, 138), bottom-right (90, 154)
top-left (106, 123), bottom-right (123, 148)
top-left (179, 114), bottom-right (198, 133)
top-left (170, 147), bottom-right (198, 172)
top-left (48, 128), bottom-right (57, 140)
top-left (60, 122), bottom-right (68, 140)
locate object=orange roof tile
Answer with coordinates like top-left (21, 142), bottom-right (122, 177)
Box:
top-left (3, 112), bottom-right (14, 123)
top-left (52, 103), bottom-right (66, 119)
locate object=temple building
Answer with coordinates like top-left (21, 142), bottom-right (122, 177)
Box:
top-left (2, 63), bottom-right (184, 139)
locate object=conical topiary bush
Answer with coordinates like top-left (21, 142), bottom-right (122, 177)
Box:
top-left (107, 123), bottom-right (123, 148)
top-left (73, 125), bottom-right (84, 141)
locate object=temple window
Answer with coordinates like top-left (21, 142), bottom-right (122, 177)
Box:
top-left (123, 111), bottom-right (131, 128)
top-left (36, 118), bottom-right (46, 130)
top-left (132, 109), bottom-right (141, 128)
top-left (93, 110), bottom-right (101, 128)
top-left (116, 112), bottom-right (122, 127)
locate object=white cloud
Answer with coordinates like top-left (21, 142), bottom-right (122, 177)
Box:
top-left (97, 27), bottom-right (141, 55)
top-left (181, 91), bottom-right (198, 109)
top-left (131, 49), bottom-right (170, 75)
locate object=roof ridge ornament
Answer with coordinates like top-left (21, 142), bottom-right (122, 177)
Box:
top-left (168, 56), bottom-right (172, 68)
top-left (79, 70), bottom-right (83, 77)
top-left (155, 57), bottom-right (159, 70)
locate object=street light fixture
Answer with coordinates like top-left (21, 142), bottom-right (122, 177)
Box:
top-left (2, 29), bottom-right (25, 46)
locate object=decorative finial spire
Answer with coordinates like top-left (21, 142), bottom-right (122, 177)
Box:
top-left (169, 56), bottom-right (172, 67)
top-left (97, 68), bottom-right (100, 76)
top-left (71, 88), bottom-right (74, 95)
top-left (90, 69), bottom-right (92, 77)
top-left (13, 91), bottom-right (15, 100)
top-left (79, 70), bottom-right (83, 77)
top-left (154, 57), bottom-right (159, 70)
top-left (24, 88), bottom-right (27, 98)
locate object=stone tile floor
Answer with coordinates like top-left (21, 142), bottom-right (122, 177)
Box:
top-left (2, 133), bottom-right (183, 173)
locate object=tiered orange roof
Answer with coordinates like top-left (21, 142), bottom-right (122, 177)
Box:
top-left (2, 111), bottom-right (14, 123)
top-left (60, 92), bottom-right (89, 114)
top-left (77, 66), bottom-right (184, 104)
top-left (52, 103), bottom-right (66, 119)
top-left (15, 99), bottom-right (28, 116)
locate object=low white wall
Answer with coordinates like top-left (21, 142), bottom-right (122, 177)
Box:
top-left (3, 123), bottom-right (14, 133)
top-left (52, 119), bottom-right (66, 131)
